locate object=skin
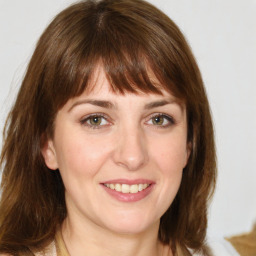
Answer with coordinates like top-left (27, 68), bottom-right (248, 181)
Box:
top-left (42, 66), bottom-right (190, 256)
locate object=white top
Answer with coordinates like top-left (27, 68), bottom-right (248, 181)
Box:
top-left (208, 238), bottom-right (240, 256)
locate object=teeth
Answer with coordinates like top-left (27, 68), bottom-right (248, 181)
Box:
top-left (130, 184), bottom-right (138, 193)
top-left (122, 184), bottom-right (130, 193)
top-left (115, 183), bottom-right (122, 192)
top-left (104, 183), bottom-right (150, 193)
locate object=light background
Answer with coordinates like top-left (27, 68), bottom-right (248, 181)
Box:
top-left (0, 0), bottom-right (255, 240)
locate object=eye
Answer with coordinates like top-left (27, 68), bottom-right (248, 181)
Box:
top-left (80, 114), bottom-right (110, 128)
top-left (146, 113), bottom-right (175, 128)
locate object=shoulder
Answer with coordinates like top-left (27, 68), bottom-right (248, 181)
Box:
top-left (32, 241), bottom-right (57, 256)
top-left (207, 237), bottom-right (240, 256)
top-left (0, 241), bottom-right (56, 256)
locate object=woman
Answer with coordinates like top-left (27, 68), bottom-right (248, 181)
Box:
top-left (0, 0), bottom-right (216, 255)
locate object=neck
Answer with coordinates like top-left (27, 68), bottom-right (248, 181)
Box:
top-left (61, 215), bottom-right (165, 256)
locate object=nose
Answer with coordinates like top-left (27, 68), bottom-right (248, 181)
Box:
top-left (112, 126), bottom-right (149, 171)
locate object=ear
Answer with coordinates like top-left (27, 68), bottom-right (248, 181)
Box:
top-left (41, 136), bottom-right (58, 170)
top-left (184, 141), bottom-right (192, 168)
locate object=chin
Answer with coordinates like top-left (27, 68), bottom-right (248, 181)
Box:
top-left (101, 211), bottom-right (158, 235)
top-left (107, 222), bottom-right (151, 235)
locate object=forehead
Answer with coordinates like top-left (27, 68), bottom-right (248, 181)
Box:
top-left (84, 63), bottom-right (162, 93)
top-left (83, 65), bottom-right (182, 100)
top-left (65, 66), bottom-right (185, 112)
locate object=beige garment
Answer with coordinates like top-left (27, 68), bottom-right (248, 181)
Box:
top-left (33, 230), bottom-right (69, 256)
top-left (226, 224), bottom-right (256, 256)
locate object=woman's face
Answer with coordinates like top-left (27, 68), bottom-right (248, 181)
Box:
top-left (42, 67), bottom-right (190, 235)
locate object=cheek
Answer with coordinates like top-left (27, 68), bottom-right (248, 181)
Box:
top-left (148, 136), bottom-right (186, 217)
top-left (150, 135), bottom-right (188, 175)
top-left (54, 130), bottom-right (112, 177)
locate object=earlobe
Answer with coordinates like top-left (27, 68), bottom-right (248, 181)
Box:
top-left (41, 138), bottom-right (59, 170)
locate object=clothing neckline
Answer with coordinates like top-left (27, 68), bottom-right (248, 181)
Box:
top-left (55, 229), bottom-right (70, 256)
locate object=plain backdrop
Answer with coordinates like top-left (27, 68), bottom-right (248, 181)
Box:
top-left (0, 0), bottom-right (256, 240)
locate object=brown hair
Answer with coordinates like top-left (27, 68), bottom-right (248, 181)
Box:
top-left (0, 0), bottom-right (216, 255)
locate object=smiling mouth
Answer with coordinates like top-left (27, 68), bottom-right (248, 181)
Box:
top-left (103, 183), bottom-right (150, 194)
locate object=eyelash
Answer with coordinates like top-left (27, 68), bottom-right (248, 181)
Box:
top-left (80, 113), bottom-right (175, 129)
top-left (80, 113), bottom-right (111, 129)
top-left (145, 113), bottom-right (175, 128)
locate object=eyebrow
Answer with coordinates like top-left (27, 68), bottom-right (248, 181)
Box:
top-left (144, 100), bottom-right (176, 109)
top-left (68, 100), bottom-right (115, 112)
top-left (68, 98), bottom-right (180, 112)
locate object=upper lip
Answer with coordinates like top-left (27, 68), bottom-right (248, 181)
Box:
top-left (101, 179), bottom-right (155, 185)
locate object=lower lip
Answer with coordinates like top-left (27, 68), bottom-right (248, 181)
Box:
top-left (101, 184), bottom-right (154, 202)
